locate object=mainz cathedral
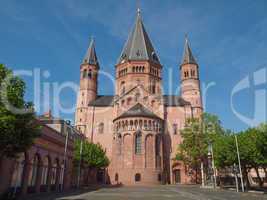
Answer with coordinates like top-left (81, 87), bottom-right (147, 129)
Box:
top-left (75, 8), bottom-right (203, 185)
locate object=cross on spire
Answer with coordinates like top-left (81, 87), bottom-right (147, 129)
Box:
top-left (137, 0), bottom-right (141, 15)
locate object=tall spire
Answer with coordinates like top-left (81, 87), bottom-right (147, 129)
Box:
top-left (117, 9), bottom-right (160, 65)
top-left (83, 37), bottom-right (99, 67)
top-left (181, 35), bottom-right (197, 66)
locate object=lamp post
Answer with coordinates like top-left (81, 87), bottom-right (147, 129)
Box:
top-left (77, 139), bottom-right (83, 188)
top-left (76, 124), bottom-right (86, 188)
top-left (235, 135), bottom-right (244, 192)
top-left (207, 142), bottom-right (214, 187)
top-left (61, 121), bottom-right (70, 191)
top-left (233, 163), bottom-right (239, 192)
top-left (207, 141), bottom-right (217, 188)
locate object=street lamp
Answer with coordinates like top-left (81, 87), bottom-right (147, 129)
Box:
top-left (75, 124), bottom-right (87, 188)
top-left (232, 163), bottom-right (239, 192)
top-left (235, 135), bottom-right (245, 192)
top-left (207, 141), bottom-right (217, 188)
top-left (61, 120), bottom-right (71, 191)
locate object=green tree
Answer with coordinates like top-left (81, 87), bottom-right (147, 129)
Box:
top-left (175, 113), bottom-right (225, 183)
top-left (74, 140), bottom-right (109, 169)
top-left (0, 64), bottom-right (39, 159)
top-left (212, 125), bottom-right (267, 188)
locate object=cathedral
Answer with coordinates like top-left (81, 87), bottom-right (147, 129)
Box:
top-left (75, 9), bottom-right (203, 185)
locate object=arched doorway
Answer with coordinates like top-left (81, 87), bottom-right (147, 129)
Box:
top-left (135, 173), bottom-right (141, 182)
top-left (173, 169), bottom-right (181, 184)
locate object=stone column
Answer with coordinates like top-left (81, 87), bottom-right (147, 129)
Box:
top-left (46, 166), bottom-right (52, 192)
top-left (35, 163), bottom-right (43, 193)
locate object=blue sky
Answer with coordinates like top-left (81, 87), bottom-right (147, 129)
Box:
top-left (0, 0), bottom-right (266, 131)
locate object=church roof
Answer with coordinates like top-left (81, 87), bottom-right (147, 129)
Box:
top-left (117, 9), bottom-right (160, 65)
top-left (163, 95), bottom-right (191, 106)
top-left (115, 103), bottom-right (161, 120)
top-left (88, 95), bottom-right (190, 107)
top-left (88, 95), bottom-right (114, 107)
top-left (83, 38), bottom-right (99, 67)
top-left (181, 36), bottom-right (197, 66)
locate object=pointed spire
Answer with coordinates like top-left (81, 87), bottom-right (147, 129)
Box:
top-left (83, 37), bottom-right (99, 67)
top-left (181, 35), bottom-right (197, 66)
top-left (117, 9), bottom-right (160, 65)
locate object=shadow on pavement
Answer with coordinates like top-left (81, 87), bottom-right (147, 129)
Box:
top-left (18, 184), bottom-right (123, 200)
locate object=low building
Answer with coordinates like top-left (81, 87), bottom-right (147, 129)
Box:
top-left (0, 112), bottom-right (83, 196)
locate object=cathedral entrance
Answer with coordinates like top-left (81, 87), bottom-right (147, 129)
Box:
top-left (173, 169), bottom-right (181, 184)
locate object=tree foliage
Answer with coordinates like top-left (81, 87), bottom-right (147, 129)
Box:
top-left (74, 140), bottom-right (109, 169)
top-left (176, 113), bottom-right (224, 168)
top-left (213, 124), bottom-right (267, 187)
top-left (0, 64), bottom-right (40, 158)
top-left (176, 112), bottom-right (267, 188)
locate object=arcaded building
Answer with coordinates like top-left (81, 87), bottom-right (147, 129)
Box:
top-left (75, 9), bottom-right (203, 185)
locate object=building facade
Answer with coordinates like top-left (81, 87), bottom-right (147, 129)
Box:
top-left (0, 113), bottom-right (87, 196)
top-left (75, 9), bottom-right (203, 185)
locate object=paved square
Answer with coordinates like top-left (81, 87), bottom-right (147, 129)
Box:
top-left (24, 185), bottom-right (267, 200)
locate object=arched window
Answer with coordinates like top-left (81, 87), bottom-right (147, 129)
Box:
top-left (41, 156), bottom-right (50, 186)
top-left (127, 97), bottom-right (132, 105)
top-left (98, 122), bottom-right (104, 134)
top-left (134, 120), bottom-right (138, 128)
top-left (173, 123), bottom-right (178, 135)
top-left (151, 84), bottom-right (156, 94)
top-left (191, 69), bottom-right (195, 77)
top-left (135, 93), bottom-right (140, 102)
top-left (151, 100), bottom-right (155, 107)
top-left (28, 154), bottom-right (39, 187)
top-left (121, 81), bottom-right (125, 95)
top-left (117, 134), bottom-right (122, 155)
top-left (139, 120), bottom-right (143, 129)
top-left (82, 70), bottom-right (87, 78)
top-left (115, 173), bottom-right (119, 182)
top-left (88, 69), bottom-right (92, 79)
top-left (144, 120), bottom-right (148, 130)
top-left (10, 153), bottom-right (26, 188)
top-left (148, 121), bottom-right (152, 130)
top-left (135, 132), bottom-right (142, 154)
top-left (135, 173), bottom-right (141, 182)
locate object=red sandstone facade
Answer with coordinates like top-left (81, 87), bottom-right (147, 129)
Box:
top-left (75, 9), bottom-right (203, 185)
top-left (0, 114), bottom-right (100, 196)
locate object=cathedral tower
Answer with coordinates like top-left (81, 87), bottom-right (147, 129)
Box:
top-left (110, 8), bottom-right (165, 185)
top-left (115, 9), bottom-right (162, 98)
top-left (75, 38), bottom-right (99, 133)
top-left (180, 36), bottom-right (202, 117)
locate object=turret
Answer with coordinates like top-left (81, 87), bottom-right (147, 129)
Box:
top-left (75, 38), bottom-right (99, 131)
top-left (180, 36), bottom-right (202, 117)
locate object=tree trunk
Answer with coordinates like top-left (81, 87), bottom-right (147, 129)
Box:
top-left (255, 167), bottom-right (264, 188)
top-left (195, 168), bottom-right (198, 184)
top-left (243, 168), bottom-right (250, 190)
top-left (264, 168), bottom-right (267, 179)
top-left (201, 162), bottom-right (204, 187)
